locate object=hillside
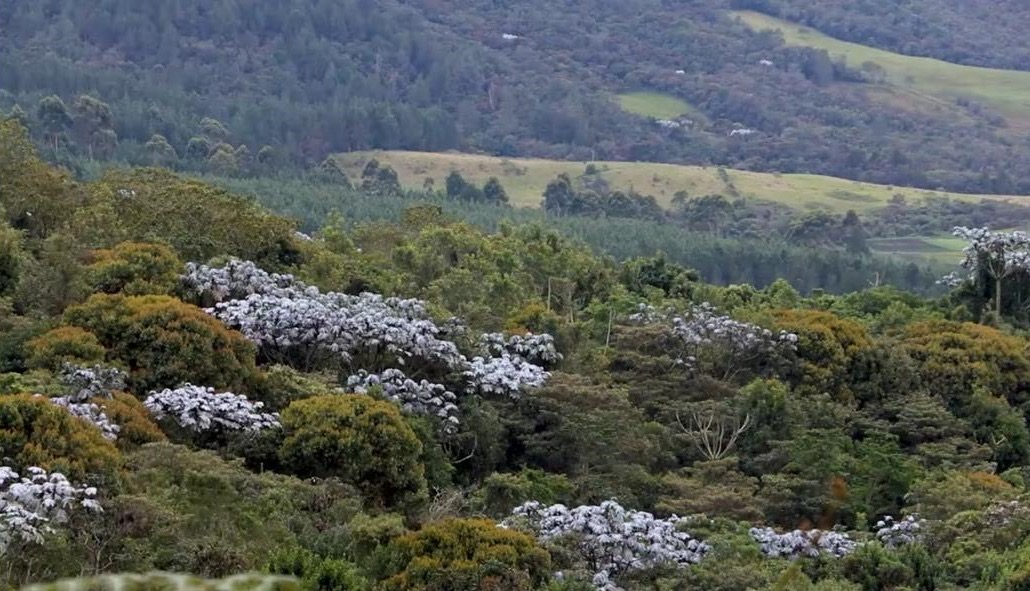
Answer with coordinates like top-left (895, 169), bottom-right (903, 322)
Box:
top-left (6, 0), bottom-right (1030, 193)
top-left (336, 150), bottom-right (1030, 212)
top-left (734, 10), bottom-right (1030, 129)
top-left (734, 0), bottom-right (1030, 70)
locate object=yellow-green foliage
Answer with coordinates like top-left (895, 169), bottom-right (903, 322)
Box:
top-left (100, 392), bottom-right (166, 448)
top-left (908, 470), bottom-right (1018, 521)
top-left (900, 321), bottom-right (1030, 409)
top-left (87, 168), bottom-right (299, 266)
top-left (279, 395), bottom-right (427, 511)
top-left (0, 394), bottom-right (121, 483)
top-left (54, 294), bottom-right (258, 393)
top-left (26, 326), bottom-right (106, 370)
top-left (86, 241), bottom-right (182, 295)
top-left (21, 572), bottom-right (301, 591)
top-left (773, 309), bottom-right (874, 399)
top-left (0, 119), bottom-right (86, 241)
top-left (379, 518), bottom-right (551, 591)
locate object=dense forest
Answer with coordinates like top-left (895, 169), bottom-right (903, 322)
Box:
top-left (6, 0), bottom-right (1030, 588)
top-left (5, 0), bottom-right (1030, 192)
top-left (5, 108), bottom-right (1030, 590)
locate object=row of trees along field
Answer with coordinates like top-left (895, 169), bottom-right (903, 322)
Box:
top-left (5, 0), bottom-right (1030, 193)
top-left (4, 114), bottom-right (1030, 590)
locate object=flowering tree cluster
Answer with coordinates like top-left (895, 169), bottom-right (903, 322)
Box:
top-left (948, 226), bottom-right (1030, 315)
top-left (345, 369), bottom-right (460, 432)
top-left (874, 515), bottom-right (923, 548)
top-left (749, 527), bottom-right (856, 559)
top-left (144, 384), bottom-right (280, 433)
top-left (464, 354), bottom-right (550, 399)
top-left (182, 260), bottom-right (555, 411)
top-left (479, 332), bottom-right (563, 366)
top-left (0, 466), bottom-right (101, 554)
top-left (57, 363), bottom-right (127, 401)
top-left (185, 260), bottom-right (464, 372)
top-left (181, 258), bottom-right (296, 303)
top-left (506, 500), bottom-right (710, 590)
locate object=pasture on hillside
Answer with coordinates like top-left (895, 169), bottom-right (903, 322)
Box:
top-left (616, 91), bottom-right (694, 119)
top-left (335, 150), bottom-right (1026, 213)
top-left (733, 10), bottom-right (1030, 129)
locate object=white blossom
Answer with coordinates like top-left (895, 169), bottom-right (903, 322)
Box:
top-left (45, 396), bottom-right (120, 440)
top-left (951, 226), bottom-right (1030, 281)
top-left (478, 332), bottom-right (562, 365)
top-left (181, 259), bottom-right (296, 303)
top-left (186, 259), bottom-right (464, 371)
top-left (464, 354), bottom-right (550, 399)
top-left (58, 363), bottom-right (126, 402)
top-left (632, 303), bottom-right (796, 375)
top-left (0, 466), bottom-right (101, 555)
top-left (345, 368), bottom-right (460, 433)
top-left (749, 526), bottom-right (856, 559)
top-left (144, 384), bottom-right (280, 433)
top-left (874, 515), bottom-right (923, 548)
top-left (506, 500), bottom-right (709, 590)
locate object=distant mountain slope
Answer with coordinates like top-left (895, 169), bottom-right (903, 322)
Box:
top-left (734, 11), bottom-right (1030, 129)
top-left (3, 0), bottom-right (1030, 194)
top-left (735, 0), bottom-right (1030, 71)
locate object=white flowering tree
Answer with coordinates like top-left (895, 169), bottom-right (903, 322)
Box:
top-left (505, 500), bottom-right (709, 590)
top-left (58, 363), bottom-right (127, 401)
top-left (749, 526), bottom-right (856, 559)
top-left (144, 384), bottom-right (280, 435)
top-left (39, 364), bottom-right (129, 440)
top-left (463, 354), bottom-right (550, 399)
top-left (345, 369), bottom-right (460, 433)
top-left (46, 397), bottom-right (120, 440)
top-left (950, 226), bottom-right (1030, 317)
top-left (630, 302), bottom-right (797, 381)
top-left (478, 332), bottom-right (563, 367)
top-left (185, 259), bottom-right (464, 373)
top-left (874, 515), bottom-right (923, 548)
top-left (0, 466), bottom-right (101, 555)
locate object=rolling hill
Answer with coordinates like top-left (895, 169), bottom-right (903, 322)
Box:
top-left (335, 150), bottom-right (1027, 212)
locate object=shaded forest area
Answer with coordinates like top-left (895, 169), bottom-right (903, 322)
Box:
top-left (4, 0), bottom-right (1030, 193)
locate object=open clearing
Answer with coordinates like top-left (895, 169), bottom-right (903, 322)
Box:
top-left (334, 150), bottom-right (1028, 213)
top-left (733, 10), bottom-right (1030, 126)
top-left (616, 91), bottom-right (694, 119)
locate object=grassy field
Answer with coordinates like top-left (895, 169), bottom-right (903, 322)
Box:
top-left (616, 91), bottom-right (693, 119)
top-left (733, 10), bottom-right (1030, 127)
top-left (334, 150), bottom-right (1026, 212)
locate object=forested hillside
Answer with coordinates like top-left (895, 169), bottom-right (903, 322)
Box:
top-left (5, 0), bottom-right (1030, 192)
top-left (5, 111), bottom-right (1030, 591)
